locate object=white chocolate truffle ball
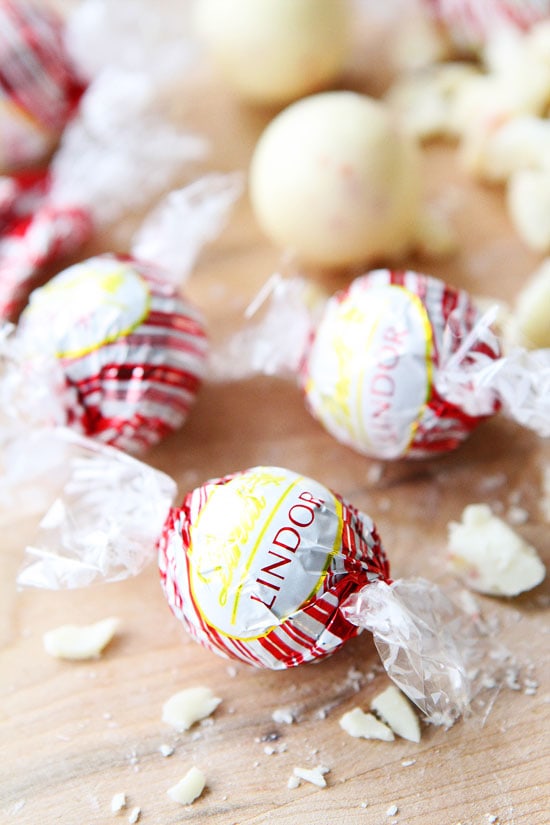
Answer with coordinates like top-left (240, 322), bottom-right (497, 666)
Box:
top-left (249, 91), bottom-right (422, 267)
top-left (194, 0), bottom-right (350, 105)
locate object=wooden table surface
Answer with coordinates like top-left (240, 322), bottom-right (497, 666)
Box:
top-left (1, 5), bottom-right (549, 824)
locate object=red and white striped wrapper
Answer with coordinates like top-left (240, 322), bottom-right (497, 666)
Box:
top-left (423, 0), bottom-right (550, 48)
top-left (301, 269), bottom-right (502, 459)
top-left (0, 0), bottom-right (84, 169)
top-left (17, 253), bottom-right (208, 454)
top-left (159, 466), bottom-right (391, 669)
top-left (0, 196), bottom-right (92, 320)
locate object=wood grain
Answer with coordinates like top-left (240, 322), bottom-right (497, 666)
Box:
top-left (1, 4), bottom-right (549, 825)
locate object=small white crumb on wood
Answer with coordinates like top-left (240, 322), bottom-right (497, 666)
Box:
top-left (371, 685), bottom-right (421, 743)
top-left (167, 767), bottom-right (206, 805)
top-left (110, 792), bottom-right (126, 813)
top-left (127, 807), bottom-right (140, 824)
top-left (292, 765), bottom-right (330, 788)
top-left (162, 687), bottom-right (221, 732)
top-left (272, 707), bottom-right (295, 724)
top-left (43, 617), bottom-right (119, 660)
top-left (447, 504), bottom-right (546, 596)
top-left (10, 799), bottom-right (26, 814)
top-left (287, 774), bottom-right (300, 789)
top-left (486, 816), bottom-right (498, 824)
top-left (386, 804), bottom-right (399, 816)
top-left (159, 744), bottom-right (174, 757)
top-left (339, 707), bottom-right (394, 741)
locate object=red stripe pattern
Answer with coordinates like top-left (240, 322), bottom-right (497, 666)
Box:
top-left (0, 0), bottom-right (83, 133)
top-left (158, 467), bottom-right (391, 670)
top-left (300, 269), bottom-right (502, 459)
top-left (18, 252), bottom-right (207, 453)
top-left (424, 0), bottom-right (550, 48)
top-left (0, 199), bottom-right (92, 320)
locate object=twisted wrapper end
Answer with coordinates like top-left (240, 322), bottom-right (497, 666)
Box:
top-left (14, 429), bottom-right (176, 590)
top-left (341, 578), bottom-right (493, 727)
top-left (207, 272), bottom-right (328, 382)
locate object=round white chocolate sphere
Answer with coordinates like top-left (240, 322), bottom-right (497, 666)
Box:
top-left (194, 0), bottom-right (350, 105)
top-left (249, 91), bottom-right (422, 267)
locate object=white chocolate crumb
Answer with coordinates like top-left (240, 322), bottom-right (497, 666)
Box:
top-left (162, 686), bottom-right (221, 732)
top-left (386, 804), bottom-right (399, 816)
top-left (401, 759), bottom-right (416, 767)
top-left (167, 767), bottom-right (206, 805)
top-left (486, 816), bottom-right (498, 824)
top-left (447, 504), bottom-right (546, 596)
top-left (272, 707), bottom-right (295, 724)
top-left (11, 800), bottom-right (26, 814)
top-left (127, 807), bottom-right (140, 824)
top-left (339, 708), bottom-right (394, 741)
top-left (371, 685), bottom-right (421, 743)
top-left (507, 506), bottom-right (529, 525)
top-left (360, 800), bottom-right (369, 808)
top-left (110, 792), bottom-right (126, 813)
top-left (292, 765), bottom-right (330, 788)
top-left (43, 617), bottom-right (119, 660)
top-left (159, 744), bottom-right (174, 757)
top-left (264, 745), bottom-right (276, 755)
top-left (287, 774), bottom-right (300, 790)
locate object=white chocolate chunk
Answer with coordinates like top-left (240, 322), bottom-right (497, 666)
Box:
top-left (448, 504), bottom-right (546, 596)
top-left (110, 792), bottom-right (126, 813)
top-left (167, 767), bottom-right (206, 805)
top-left (371, 685), bottom-right (421, 743)
top-left (292, 765), bottom-right (330, 788)
top-left (387, 63), bottom-right (480, 141)
top-left (127, 807), bottom-right (140, 824)
top-left (508, 169), bottom-right (550, 253)
top-left (43, 617), bottom-right (119, 660)
top-left (339, 707), bottom-right (394, 741)
top-left (515, 259), bottom-right (550, 349)
top-left (162, 686), bottom-right (221, 732)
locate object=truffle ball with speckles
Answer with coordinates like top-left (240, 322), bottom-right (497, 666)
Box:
top-left (249, 91), bottom-right (423, 267)
top-left (194, 0), bottom-right (350, 106)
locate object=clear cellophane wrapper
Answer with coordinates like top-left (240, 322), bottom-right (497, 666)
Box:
top-left (13, 429), bottom-right (176, 589)
top-left (436, 305), bottom-right (550, 436)
top-left (341, 577), bottom-right (507, 727)
top-left (207, 271), bottom-right (328, 381)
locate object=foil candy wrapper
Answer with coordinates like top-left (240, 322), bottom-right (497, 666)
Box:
top-left (1, 173), bottom-right (242, 457)
top-left (0, 0), bottom-right (85, 171)
top-left (16, 461), bottom-right (497, 726)
top-left (423, 0), bottom-right (550, 49)
top-left (209, 268), bottom-right (550, 459)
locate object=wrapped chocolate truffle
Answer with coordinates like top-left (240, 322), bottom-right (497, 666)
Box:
top-left (16, 458), bottom-right (497, 726)
top-left (0, 0), bottom-right (84, 172)
top-left (1, 173), bottom-right (241, 454)
top-left (209, 268), bottom-right (550, 459)
top-left (423, 0), bottom-right (550, 51)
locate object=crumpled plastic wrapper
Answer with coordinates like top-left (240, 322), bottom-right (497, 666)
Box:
top-left (208, 268), bottom-right (549, 460)
top-left (15, 429), bottom-right (176, 589)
